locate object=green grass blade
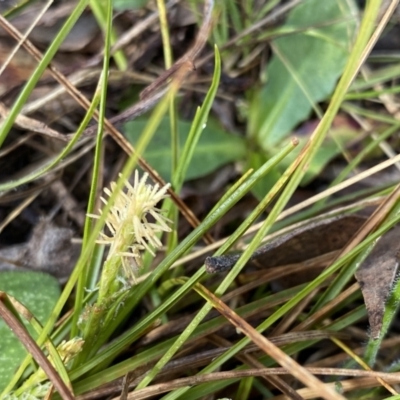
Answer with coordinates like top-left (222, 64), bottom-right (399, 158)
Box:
top-left (71, 0), bottom-right (113, 338)
top-left (0, 0), bottom-right (89, 149)
top-left (172, 46), bottom-right (221, 191)
top-left (134, 139), bottom-right (299, 390)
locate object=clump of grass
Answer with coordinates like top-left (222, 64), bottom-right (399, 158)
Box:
top-left (2, 1), bottom-right (400, 399)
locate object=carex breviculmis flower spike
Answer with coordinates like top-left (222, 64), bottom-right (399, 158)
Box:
top-left (90, 170), bottom-right (171, 285)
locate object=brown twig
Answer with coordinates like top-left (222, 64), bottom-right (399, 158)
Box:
top-left (0, 103), bottom-right (67, 141)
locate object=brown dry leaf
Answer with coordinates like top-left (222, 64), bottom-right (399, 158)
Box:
top-left (355, 225), bottom-right (400, 339)
top-left (0, 219), bottom-right (79, 281)
top-left (30, 13), bottom-right (99, 52)
top-left (0, 40), bottom-right (47, 97)
top-left (205, 214), bottom-right (367, 274)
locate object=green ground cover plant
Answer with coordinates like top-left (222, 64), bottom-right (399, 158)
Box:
top-left (1, 1), bottom-right (400, 399)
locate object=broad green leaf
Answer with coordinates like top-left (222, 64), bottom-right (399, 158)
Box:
top-left (248, 0), bottom-right (357, 149)
top-left (0, 272), bottom-right (60, 391)
top-left (124, 117), bottom-right (245, 183)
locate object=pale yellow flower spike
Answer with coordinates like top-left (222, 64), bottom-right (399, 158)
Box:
top-left (91, 171), bottom-right (172, 280)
